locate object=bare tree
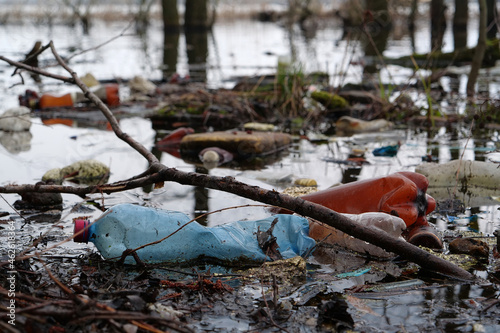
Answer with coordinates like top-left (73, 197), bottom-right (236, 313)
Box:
top-left (60, 0), bottom-right (97, 34)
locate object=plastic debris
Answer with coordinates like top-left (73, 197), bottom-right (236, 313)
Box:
top-left (74, 203), bottom-right (316, 265)
top-left (156, 127), bottom-right (195, 158)
top-left (312, 212), bottom-right (407, 258)
top-left (243, 122), bottom-right (275, 132)
top-left (180, 131), bottom-right (292, 158)
top-left (335, 116), bottom-right (393, 135)
top-left (416, 159), bottom-right (500, 190)
top-left (128, 75), bottom-right (157, 95)
top-left (296, 172), bottom-right (443, 249)
top-left (198, 147), bottom-right (234, 169)
top-left (336, 267), bottom-right (372, 278)
top-left (80, 73), bottom-right (100, 87)
top-left (294, 178), bottom-right (318, 187)
top-left (20, 84), bottom-right (120, 109)
top-left (362, 279), bottom-right (425, 292)
top-left (372, 144), bottom-right (399, 157)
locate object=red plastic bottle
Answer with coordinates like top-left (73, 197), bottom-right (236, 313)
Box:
top-left (300, 172), bottom-right (442, 248)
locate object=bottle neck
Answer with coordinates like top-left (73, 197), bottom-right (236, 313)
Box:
top-left (74, 219), bottom-right (92, 243)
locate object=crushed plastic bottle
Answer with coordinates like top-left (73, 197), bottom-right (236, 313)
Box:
top-left (74, 203), bottom-right (316, 265)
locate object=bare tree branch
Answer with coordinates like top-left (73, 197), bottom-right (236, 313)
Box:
top-left (0, 53), bottom-right (74, 83)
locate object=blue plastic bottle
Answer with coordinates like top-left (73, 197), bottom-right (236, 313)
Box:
top-left (74, 203), bottom-right (316, 265)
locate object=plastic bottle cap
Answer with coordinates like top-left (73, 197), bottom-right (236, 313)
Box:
top-left (74, 219), bottom-right (91, 243)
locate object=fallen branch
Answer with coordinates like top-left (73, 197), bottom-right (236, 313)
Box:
top-left (0, 41), bottom-right (475, 281)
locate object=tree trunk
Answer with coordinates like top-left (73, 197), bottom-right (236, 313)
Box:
top-left (162, 28), bottom-right (180, 80)
top-left (467, 0), bottom-right (487, 97)
top-left (162, 0), bottom-right (180, 32)
top-left (162, 0), bottom-right (180, 79)
top-left (408, 0), bottom-right (418, 52)
top-left (453, 0), bottom-right (468, 50)
top-left (431, 0), bottom-right (447, 51)
top-left (184, 0), bottom-right (209, 31)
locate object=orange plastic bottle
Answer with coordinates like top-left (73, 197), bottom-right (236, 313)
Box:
top-left (39, 93), bottom-right (75, 109)
top-left (300, 172), bottom-right (442, 248)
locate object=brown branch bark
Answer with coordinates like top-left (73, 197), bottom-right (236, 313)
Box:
top-left (0, 42), bottom-right (475, 281)
top-left (0, 54), bottom-right (74, 83)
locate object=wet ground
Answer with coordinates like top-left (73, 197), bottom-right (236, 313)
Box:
top-left (1, 2), bottom-right (500, 332)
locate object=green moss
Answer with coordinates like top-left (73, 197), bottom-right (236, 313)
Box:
top-left (310, 91), bottom-right (348, 109)
top-left (156, 106), bottom-right (176, 116)
top-left (42, 168), bottom-right (63, 184)
top-left (42, 160), bottom-right (110, 185)
top-left (185, 106), bottom-right (203, 114)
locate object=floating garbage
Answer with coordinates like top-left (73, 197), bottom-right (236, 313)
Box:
top-left (180, 130), bottom-right (292, 158)
top-left (155, 127), bottom-right (195, 158)
top-left (19, 84), bottom-right (120, 109)
top-left (157, 129), bottom-right (292, 168)
top-left (74, 203), bottom-right (316, 265)
top-left (0, 106), bottom-right (32, 131)
top-left (42, 159), bottom-right (110, 185)
top-left (335, 116), bottom-right (393, 135)
top-left (312, 212), bottom-right (407, 258)
top-left (294, 178), bottom-right (318, 187)
top-left (416, 159), bottom-right (500, 190)
top-left (198, 147), bottom-right (234, 169)
top-left (372, 144), bottom-right (399, 157)
top-left (128, 75), bottom-right (157, 95)
top-left (243, 122), bottom-right (275, 132)
top-left (296, 172), bottom-right (443, 249)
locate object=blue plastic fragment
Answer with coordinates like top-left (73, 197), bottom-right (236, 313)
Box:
top-left (373, 145), bottom-right (398, 157)
top-left (336, 267), bottom-right (372, 278)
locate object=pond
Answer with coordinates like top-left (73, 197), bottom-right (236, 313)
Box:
top-left (1, 1), bottom-right (500, 332)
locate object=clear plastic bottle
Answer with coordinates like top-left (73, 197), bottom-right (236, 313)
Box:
top-left (74, 203), bottom-right (315, 265)
top-left (310, 212), bottom-right (407, 258)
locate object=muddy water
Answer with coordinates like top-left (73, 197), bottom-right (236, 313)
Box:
top-left (1, 4), bottom-right (500, 332)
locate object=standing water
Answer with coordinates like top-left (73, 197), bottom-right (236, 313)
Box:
top-left (0, 1), bottom-right (499, 332)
